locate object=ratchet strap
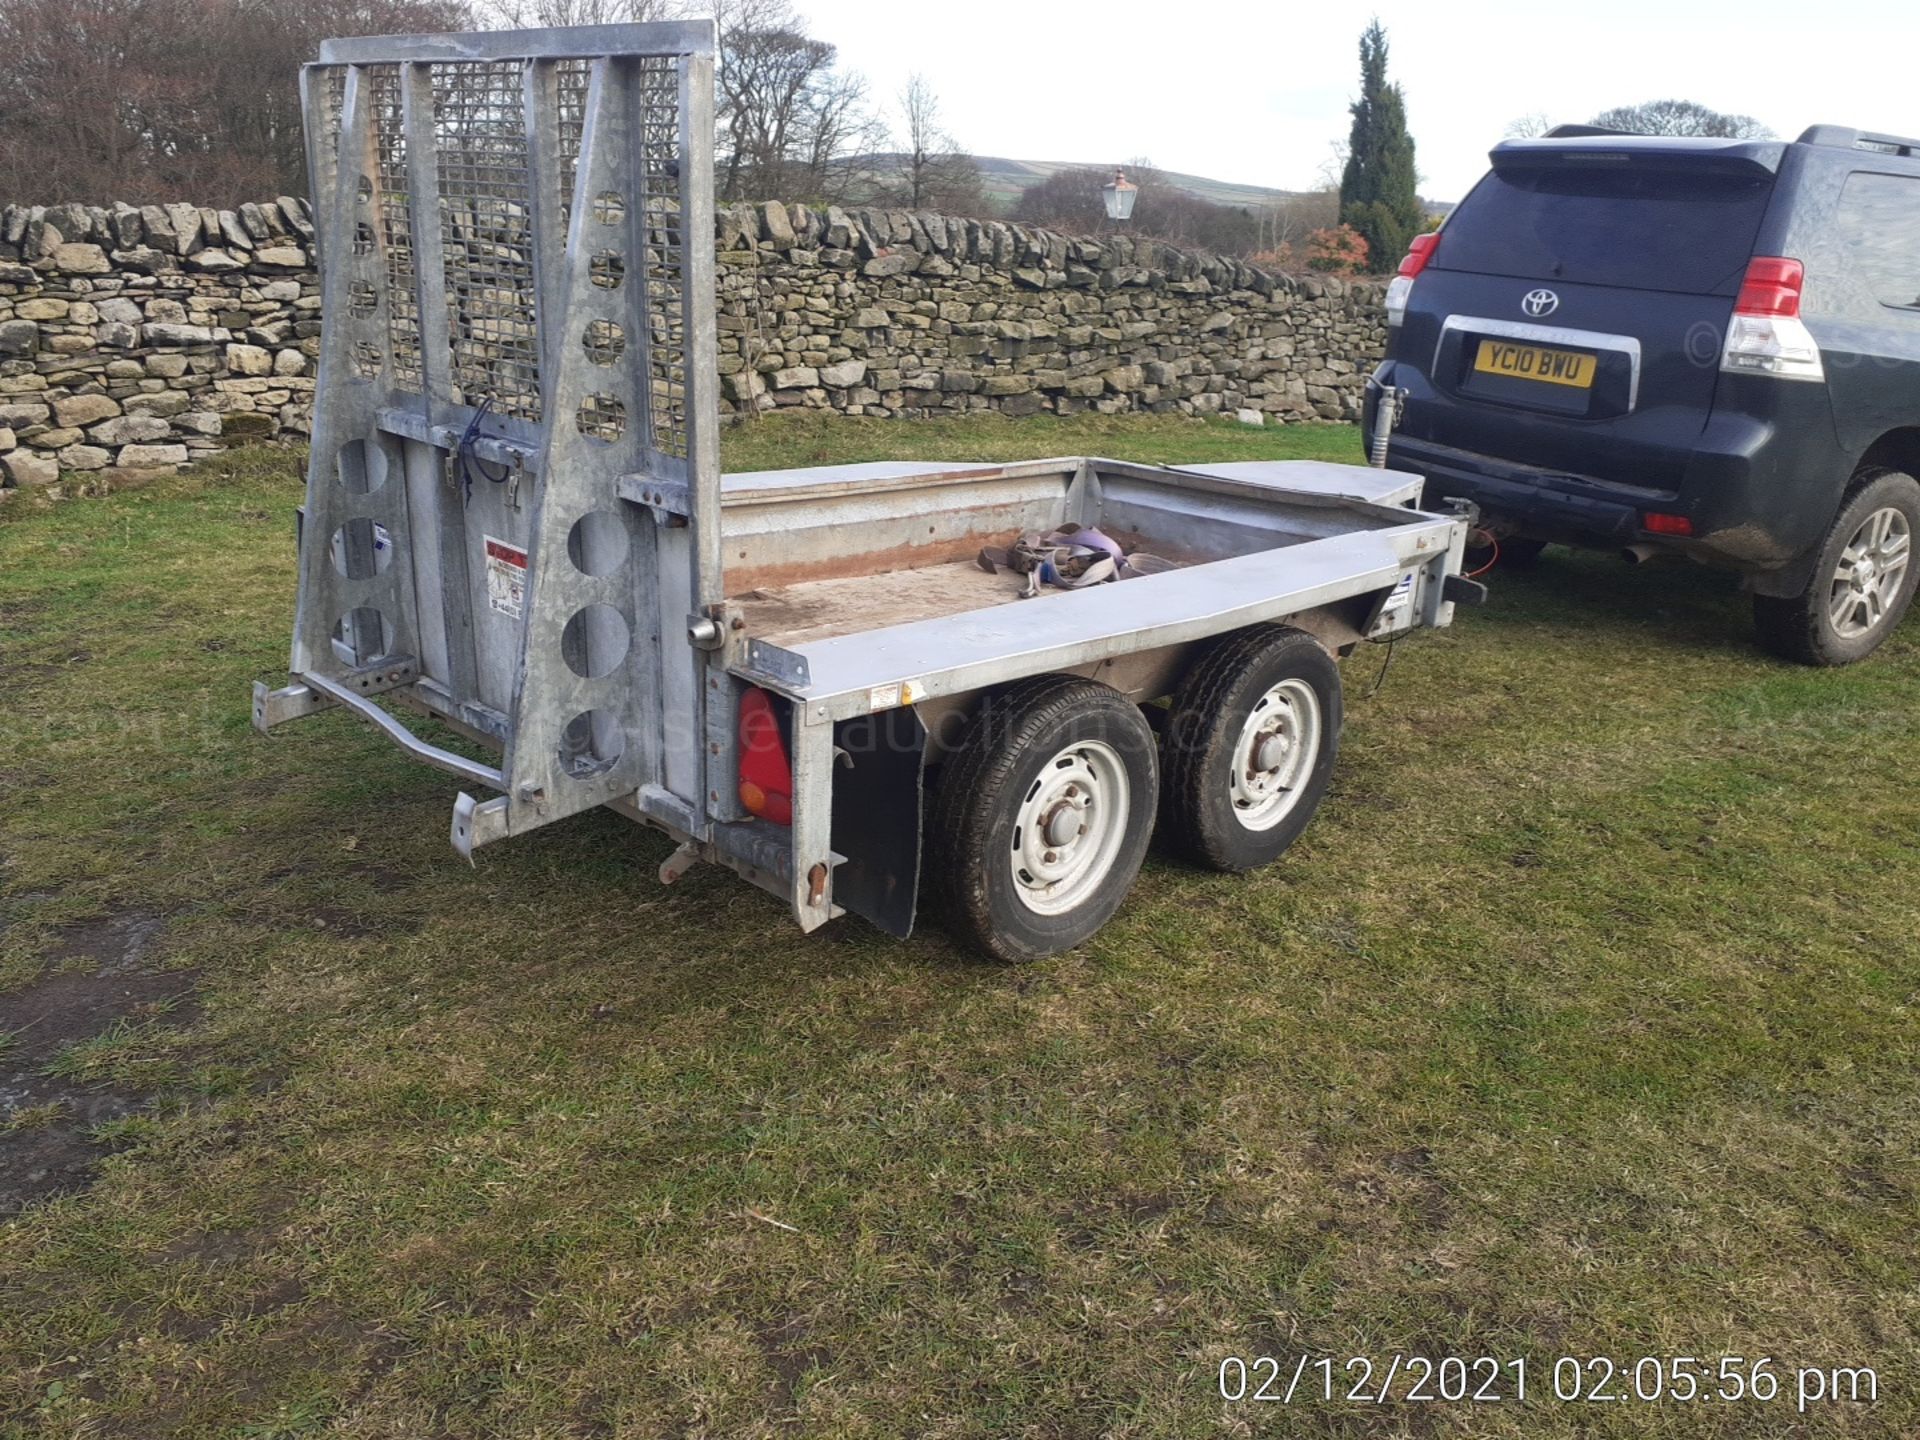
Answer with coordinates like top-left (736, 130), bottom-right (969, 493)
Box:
top-left (977, 525), bottom-right (1181, 598)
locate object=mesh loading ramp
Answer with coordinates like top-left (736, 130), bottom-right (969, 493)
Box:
top-left (254, 22), bottom-right (726, 860)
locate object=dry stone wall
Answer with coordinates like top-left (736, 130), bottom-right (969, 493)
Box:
top-left (715, 201), bottom-right (1386, 424)
top-left (0, 196), bottom-right (1386, 496)
top-left (0, 199), bottom-right (319, 493)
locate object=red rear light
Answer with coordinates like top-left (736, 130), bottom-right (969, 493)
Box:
top-left (738, 686), bottom-right (793, 825)
top-left (1398, 231), bottom-right (1440, 279)
top-left (1642, 511), bottom-right (1693, 537)
top-left (1734, 257), bottom-right (1804, 318)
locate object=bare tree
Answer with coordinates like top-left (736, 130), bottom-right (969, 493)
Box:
top-left (710, 2), bottom-right (881, 203)
top-left (1589, 99), bottom-right (1772, 139)
top-left (888, 73), bottom-right (985, 213)
top-left (0, 0), bottom-right (890, 209)
top-left (1315, 139), bottom-right (1349, 193)
top-left (1504, 112), bottom-right (1554, 138)
top-left (1251, 188), bottom-right (1339, 260)
top-left (799, 66), bottom-right (888, 202)
top-left (0, 0), bottom-right (171, 200)
top-left (1011, 164), bottom-right (1127, 234)
top-left (0, 0), bottom-right (470, 204)
top-left (476, 0), bottom-right (680, 25)
top-left (718, 22), bottom-right (828, 198)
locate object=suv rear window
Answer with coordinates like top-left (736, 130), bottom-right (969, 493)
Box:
top-left (1437, 164), bottom-right (1774, 296)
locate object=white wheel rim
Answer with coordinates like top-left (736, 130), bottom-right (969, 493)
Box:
top-left (1829, 505), bottom-right (1911, 640)
top-left (1228, 678), bottom-right (1322, 832)
top-left (1010, 739), bottom-right (1130, 917)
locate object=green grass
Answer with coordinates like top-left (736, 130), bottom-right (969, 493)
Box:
top-left (717, 407), bottom-right (1363, 471)
top-left (1, 414), bottom-right (1917, 1437)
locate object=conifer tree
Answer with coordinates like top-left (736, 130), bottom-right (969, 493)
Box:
top-left (1339, 20), bottom-right (1425, 273)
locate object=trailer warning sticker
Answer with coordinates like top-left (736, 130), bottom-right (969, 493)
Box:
top-left (866, 679), bottom-right (924, 712)
top-left (484, 535), bottom-right (529, 619)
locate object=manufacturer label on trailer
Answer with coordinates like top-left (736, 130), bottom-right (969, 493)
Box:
top-left (484, 536), bottom-right (529, 620)
top-left (1370, 571), bottom-right (1414, 636)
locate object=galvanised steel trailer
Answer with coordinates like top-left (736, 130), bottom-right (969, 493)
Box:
top-left (251, 21), bottom-right (1481, 960)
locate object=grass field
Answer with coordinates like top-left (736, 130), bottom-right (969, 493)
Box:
top-left (1, 412), bottom-right (1917, 1438)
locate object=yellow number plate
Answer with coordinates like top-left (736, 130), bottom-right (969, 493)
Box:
top-left (1474, 339), bottom-right (1596, 389)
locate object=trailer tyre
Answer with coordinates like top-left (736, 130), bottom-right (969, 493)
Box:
top-left (1160, 625), bottom-right (1341, 872)
top-left (928, 675), bottom-right (1158, 963)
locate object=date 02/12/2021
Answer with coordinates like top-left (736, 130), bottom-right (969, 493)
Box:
top-left (1218, 1354), bottom-right (1879, 1412)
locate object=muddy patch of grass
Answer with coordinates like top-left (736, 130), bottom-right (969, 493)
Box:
top-left (0, 910), bottom-right (198, 1214)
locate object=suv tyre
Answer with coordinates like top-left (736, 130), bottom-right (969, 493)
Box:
top-left (1754, 466), bottom-right (1920, 665)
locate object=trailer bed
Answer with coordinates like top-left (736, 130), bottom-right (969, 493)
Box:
top-left (717, 456), bottom-right (1426, 656)
top-left (716, 455), bottom-right (1456, 720)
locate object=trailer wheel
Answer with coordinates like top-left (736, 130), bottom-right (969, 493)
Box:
top-left (1160, 625), bottom-right (1341, 872)
top-left (928, 675), bottom-right (1158, 963)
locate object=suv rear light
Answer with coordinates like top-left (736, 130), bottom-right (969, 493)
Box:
top-left (737, 686), bottom-right (793, 825)
top-left (1384, 232), bottom-right (1440, 327)
top-left (1397, 232), bottom-right (1441, 278)
top-left (1734, 256), bottom-right (1804, 316)
top-left (1722, 256), bottom-right (1824, 381)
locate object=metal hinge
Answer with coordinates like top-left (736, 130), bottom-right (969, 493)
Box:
top-left (617, 473), bottom-right (691, 525)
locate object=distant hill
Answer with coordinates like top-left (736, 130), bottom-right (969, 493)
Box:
top-left (847, 153), bottom-right (1307, 214)
top-left (973, 156), bottom-right (1308, 212)
top-left (845, 152), bottom-right (1456, 221)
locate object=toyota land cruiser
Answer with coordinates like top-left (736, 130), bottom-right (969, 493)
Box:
top-left (1366, 124), bottom-right (1920, 664)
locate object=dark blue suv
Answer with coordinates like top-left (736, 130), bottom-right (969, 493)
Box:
top-left (1367, 125), bottom-right (1920, 664)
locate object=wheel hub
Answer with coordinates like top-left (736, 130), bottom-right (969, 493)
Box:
top-left (1228, 678), bottom-right (1323, 832)
top-left (1042, 798), bottom-right (1084, 848)
top-left (1828, 505), bottom-right (1911, 640)
top-left (1010, 742), bottom-right (1130, 916)
top-left (1251, 730), bottom-right (1288, 774)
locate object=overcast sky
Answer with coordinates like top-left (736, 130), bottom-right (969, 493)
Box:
top-left (790, 0), bottom-right (1916, 203)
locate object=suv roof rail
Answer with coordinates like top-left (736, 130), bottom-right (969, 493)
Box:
top-left (1544, 123), bottom-right (1638, 138)
top-left (1797, 124), bottom-right (1920, 157)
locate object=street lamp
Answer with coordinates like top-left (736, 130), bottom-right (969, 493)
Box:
top-left (1101, 168), bottom-right (1138, 222)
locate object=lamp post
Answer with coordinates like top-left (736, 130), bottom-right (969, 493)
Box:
top-left (1101, 167), bottom-right (1138, 223)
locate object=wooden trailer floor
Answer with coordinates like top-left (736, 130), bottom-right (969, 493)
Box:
top-left (731, 560), bottom-right (1031, 647)
top-left (729, 524), bottom-right (1276, 648)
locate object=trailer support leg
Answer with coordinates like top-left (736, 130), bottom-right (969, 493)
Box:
top-left (252, 681), bottom-right (333, 733)
top-left (659, 842), bottom-right (701, 885)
